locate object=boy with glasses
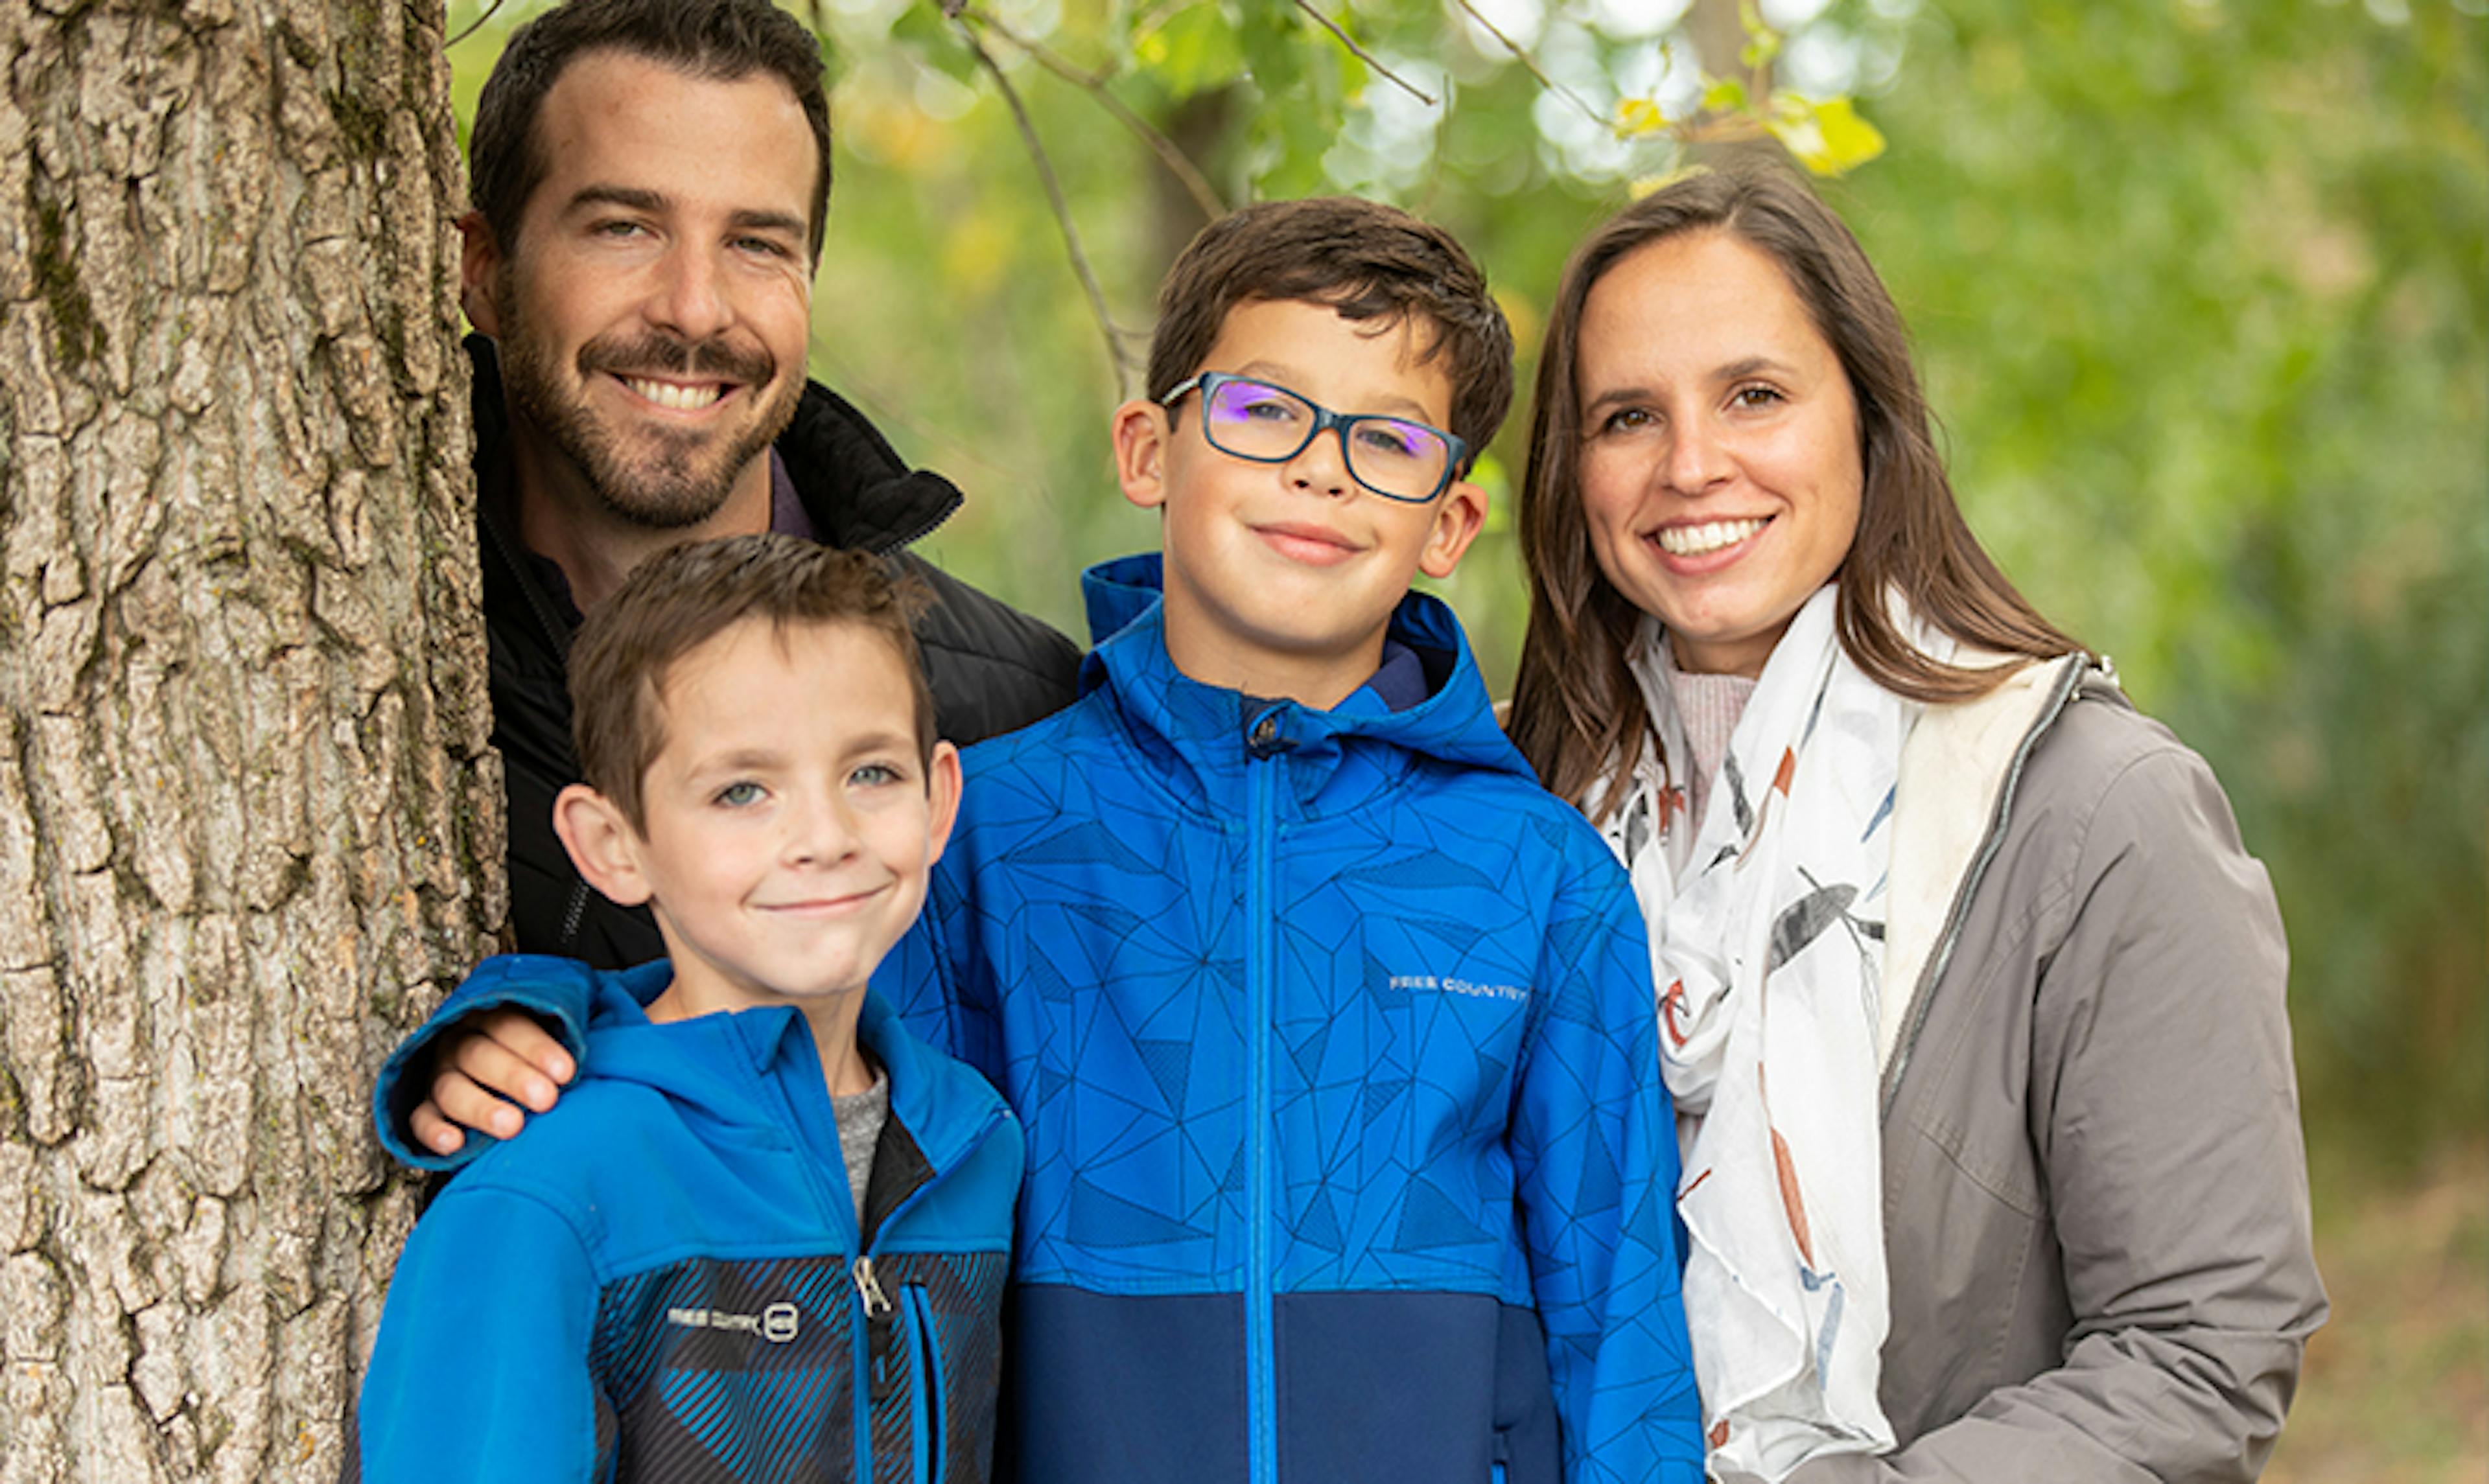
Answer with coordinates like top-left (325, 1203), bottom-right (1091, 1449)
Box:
top-left (395, 197), bottom-right (1703, 1483)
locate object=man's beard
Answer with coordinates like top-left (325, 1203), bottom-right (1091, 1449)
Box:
top-left (498, 306), bottom-right (802, 531)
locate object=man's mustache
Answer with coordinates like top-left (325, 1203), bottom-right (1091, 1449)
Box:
top-left (577, 330), bottom-right (776, 389)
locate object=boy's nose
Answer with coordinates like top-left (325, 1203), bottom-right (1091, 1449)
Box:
top-left (783, 793), bottom-right (859, 865)
top-left (1285, 427), bottom-right (1355, 498)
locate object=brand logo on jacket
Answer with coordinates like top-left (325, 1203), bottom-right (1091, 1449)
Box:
top-left (1388, 973), bottom-right (1529, 1004)
top-left (666, 1303), bottom-right (802, 1343)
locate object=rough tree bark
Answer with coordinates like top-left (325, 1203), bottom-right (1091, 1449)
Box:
top-left (0, 1), bottom-right (498, 1479)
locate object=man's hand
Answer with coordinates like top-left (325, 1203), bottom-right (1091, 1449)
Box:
top-left (410, 1008), bottom-right (577, 1155)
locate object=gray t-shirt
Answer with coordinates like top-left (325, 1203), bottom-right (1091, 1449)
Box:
top-left (830, 1061), bottom-right (889, 1228)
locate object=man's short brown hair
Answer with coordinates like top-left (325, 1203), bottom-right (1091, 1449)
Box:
top-left (469, 0), bottom-right (834, 266)
top-left (1144, 198), bottom-right (1516, 466)
top-left (568, 535), bottom-right (933, 828)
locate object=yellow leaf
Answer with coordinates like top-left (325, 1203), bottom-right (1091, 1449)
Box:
top-left (1768, 96), bottom-right (1886, 176)
top-left (1617, 98), bottom-right (1669, 137)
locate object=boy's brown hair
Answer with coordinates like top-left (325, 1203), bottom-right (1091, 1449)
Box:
top-left (1145, 197), bottom-right (1516, 465)
top-left (568, 535), bottom-right (933, 828)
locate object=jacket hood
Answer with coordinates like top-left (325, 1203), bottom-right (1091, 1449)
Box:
top-left (466, 334), bottom-right (963, 564)
top-left (454, 955), bottom-right (1007, 1176)
top-left (1071, 553), bottom-right (1534, 816)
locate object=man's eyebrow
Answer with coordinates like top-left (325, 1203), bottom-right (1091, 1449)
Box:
top-left (726, 209), bottom-right (808, 240)
top-left (563, 183), bottom-right (667, 216)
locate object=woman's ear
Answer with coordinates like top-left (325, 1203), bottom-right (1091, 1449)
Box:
top-left (551, 783), bottom-right (652, 908)
top-left (1112, 400), bottom-right (1172, 513)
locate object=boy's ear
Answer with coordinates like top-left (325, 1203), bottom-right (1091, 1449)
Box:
top-left (1417, 476), bottom-right (1488, 581)
top-left (923, 741), bottom-right (964, 865)
top-left (458, 210), bottom-right (504, 337)
top-left (1112, 399), bottom-right (1172, 512)
top-left (552, 783), bottom-right (653, 908)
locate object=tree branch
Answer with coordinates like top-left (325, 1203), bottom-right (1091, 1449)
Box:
top-left (1449, 0), bottom-right (1609, 132)
top-left (954, 20), bottom-right (1143, 397)
top-left (959, 6), bottom-right (1228, 224)
top-left (1291, 1), bottom-right (1436, 106)
top-left (447, 0), bottom-right (509, 50)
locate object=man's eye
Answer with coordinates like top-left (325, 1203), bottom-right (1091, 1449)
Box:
top-left (734, 235), bottom-right (792, 258)
top-left (592, 219), bottom-right (648, 239)
top-left (715, 781), bottom-right (765, 807)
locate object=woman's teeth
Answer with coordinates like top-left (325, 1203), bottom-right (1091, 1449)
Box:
top-left (625, 378), bottom-right (725, 410)
top-left (1656, 518), bottom-right (1766, 556)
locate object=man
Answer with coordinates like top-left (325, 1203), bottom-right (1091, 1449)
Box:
top-left (457, 0), bottom-right (1081, 968)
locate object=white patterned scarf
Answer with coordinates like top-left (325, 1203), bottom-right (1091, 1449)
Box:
top-left (1594, 586), bottom-right (1928, 1481)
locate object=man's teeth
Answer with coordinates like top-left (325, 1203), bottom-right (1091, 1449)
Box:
top-left (625, 377), bottom-right (726, 410)
top-left (1656, 518), bottom-right (1766, 556)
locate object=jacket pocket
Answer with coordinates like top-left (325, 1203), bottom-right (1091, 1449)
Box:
top-left (902, 1283), bottom-right (945, 1482)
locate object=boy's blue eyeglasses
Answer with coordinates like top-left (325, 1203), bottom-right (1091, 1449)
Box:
top-left (1161, 373), bottom-right (1469, 505)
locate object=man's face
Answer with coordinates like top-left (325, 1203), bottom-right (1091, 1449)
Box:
top-left (468, 50), bottom-right (817, 528)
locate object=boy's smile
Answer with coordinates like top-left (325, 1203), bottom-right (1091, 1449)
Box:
top-left (557, 618), bottom-right (959, 1078)
top-left (1114, 299), bottom-right (1487, 708)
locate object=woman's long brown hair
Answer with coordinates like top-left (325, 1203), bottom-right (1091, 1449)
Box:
top-left (1506, 166), bottom-right (2079, 822)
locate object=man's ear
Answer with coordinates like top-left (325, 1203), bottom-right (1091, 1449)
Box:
top-left (552, 783), bottom-right (653, 908)
top-left (923, 741), bottom-right (964, 865)
top-left (1112, 400), bottom-right (1172, 513)
top-left (1417, 476), bottom-right (1488, 581)
top-left (458, 210), bottom-right (504, 337)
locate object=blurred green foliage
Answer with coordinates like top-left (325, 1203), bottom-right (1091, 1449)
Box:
top-left (442, 0), bottom-right (2486, 1163)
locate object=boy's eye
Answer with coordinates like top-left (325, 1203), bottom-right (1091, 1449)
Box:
top-left (849, 761), bottom-right (905, 788)
top-left (1352, 421), bottom-right (1425, 463)
top-left (714, 780), bottom-right (765, 807)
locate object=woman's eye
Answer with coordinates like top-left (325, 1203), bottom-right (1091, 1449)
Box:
top-left (715, 781), bottom-right (765, 807)
top-left (1730, 385), bottom-right (1784, 410)
top-left (1597, 407), bottom-right (1657, 436)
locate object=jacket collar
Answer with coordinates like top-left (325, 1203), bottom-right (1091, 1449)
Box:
top-left (576, 959), bottom-right (1007, 1176)
top-left (1071, 553), bottom-right (1533, 818)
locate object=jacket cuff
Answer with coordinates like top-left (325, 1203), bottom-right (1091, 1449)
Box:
top-left (370, 955), bottom-right (598, 1172)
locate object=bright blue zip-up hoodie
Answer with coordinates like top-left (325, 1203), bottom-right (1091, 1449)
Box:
top-left (354, 956), bottom-right (1022, 1484)
top-left (884, 555), bottom-right (1702, 1484)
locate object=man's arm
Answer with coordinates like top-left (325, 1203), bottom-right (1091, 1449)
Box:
top-left (351, 1186), bottom-right (603, 1482)
top-left (1789, 747), bottom-right (2324, 1483)
top-left (1517, 858), bottom-right (1706, 1484)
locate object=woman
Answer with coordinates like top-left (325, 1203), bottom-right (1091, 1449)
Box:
top-left (1506, 167), bottom-right (2324, 1482)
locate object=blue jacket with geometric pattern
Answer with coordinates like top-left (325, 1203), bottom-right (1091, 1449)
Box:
top-left (880, 555), bottom-right (1703, 1484)
top-left (353, 956), bottom-right (1022, 1484)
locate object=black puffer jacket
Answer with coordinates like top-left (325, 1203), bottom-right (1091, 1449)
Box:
top-left (470, 338), bottom-right (1083, 968)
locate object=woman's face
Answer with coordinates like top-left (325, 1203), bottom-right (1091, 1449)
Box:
top-left (1573, 230), bottom-right (1863, 678)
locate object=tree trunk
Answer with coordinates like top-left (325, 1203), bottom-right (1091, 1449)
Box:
top-left (0, 2), bottom-right (498, 1479)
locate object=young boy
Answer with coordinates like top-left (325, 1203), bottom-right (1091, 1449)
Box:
top-left (352, 538), bottom-right (1022, 1483)
top-left (399, 200), bottom-right (1703, 1483)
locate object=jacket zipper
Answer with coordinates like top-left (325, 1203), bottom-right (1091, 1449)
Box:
top-left (1879, 655), bottom-right (2092, 1120)
top-left (1244, 710), bottom-right (1283, 1484)
top-left (855, 1256), bottom-right (894, 1482)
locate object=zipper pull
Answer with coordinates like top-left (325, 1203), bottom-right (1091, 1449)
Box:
top-left (855, 1257), bottom-right (900, 1402)
top-left (853, 1256), bottom-right (892, 1319)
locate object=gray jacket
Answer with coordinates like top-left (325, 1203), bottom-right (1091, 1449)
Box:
top-left (1791, 657), bottom-right (2325, 1482)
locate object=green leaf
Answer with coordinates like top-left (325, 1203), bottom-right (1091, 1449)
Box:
top-left (1136, 2), bottom-right (1246, 99)
top-left (1766, 95), bottom-right (1886, 176)
top-left (1738, 0), bottom-right (1782, 71)
top-left (890, 3), bottom-right (981, 86)
top-left (1701, 76), bottom-right (1749, 115)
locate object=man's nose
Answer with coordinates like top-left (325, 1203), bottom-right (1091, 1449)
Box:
top-left (646, 244), bottom-right (736, 343)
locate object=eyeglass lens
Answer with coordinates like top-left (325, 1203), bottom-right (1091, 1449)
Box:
top-left (1200, 378), bottom-right (1451, 501)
